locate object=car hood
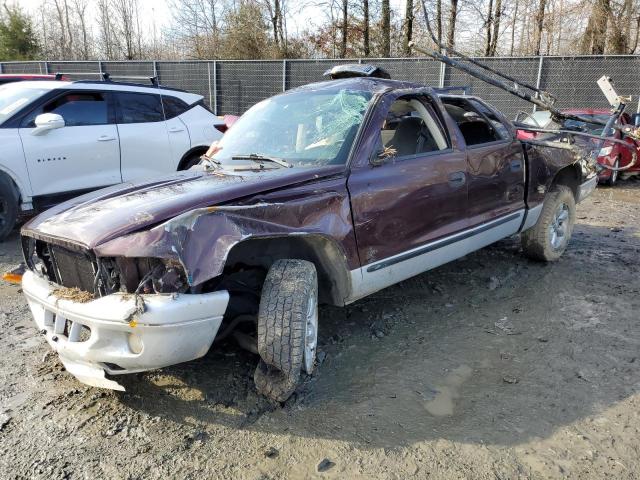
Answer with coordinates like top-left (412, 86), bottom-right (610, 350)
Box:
top-left (22, 165), bottom-right (346, 249)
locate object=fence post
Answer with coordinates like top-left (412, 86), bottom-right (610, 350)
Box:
top-left (210, 61), bottom-right (218, 115)
top-left (153, 60), bottom-right (158, 80)
top-left (282, 59), bottom-right (287, 92)
top-left (43, 61), bottom-right (49, 74)
top-left (438, 60), bottom-right (446, 88)
top-left (0, 63), bottom-right (3, 74)
top-left (533, 55), bottom-right (544, 112)
top-left (98, 60), bottom-right (103, 78)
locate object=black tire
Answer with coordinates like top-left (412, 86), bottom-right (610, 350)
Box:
top-left (179, 153), bottom-right (203, 170)
top-left (521, 185), bottom-right (576, 262)
top-left (254, 259), bottom-right (318, 402)
top-left (0, 175), bottom-right (18, 241)
top-left (605, 157), bottom-right (619, 186)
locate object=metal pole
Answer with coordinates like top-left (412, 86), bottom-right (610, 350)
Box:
top-left (282, 59), bottom-right (287, 92)
top-left (533, 55), bottom-right (544, 113)
top-left (207, 61), bottom-right (214, 111)
top-left (153, 61), bottom-right (158, 78)
top-left (0, 63), bottom-right (3, 74)
top-left (438, 59), bottom-right (446, 88)
top-left (212, 61), bottom-right (218, 115)
top-left (98, 60), bottom-right (103, 78)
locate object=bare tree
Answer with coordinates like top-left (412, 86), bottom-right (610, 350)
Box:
top-left (489, 0), bottom-right (503, 55)
top-left (381, 0), bottom-right (390, 56)
top-left (533, 0), bottom-right (547, 55)
top-left (340, 0), bottom-right (348, 57)
top-left (363, 0), bottom-right (370, 56)
top-left (403, 0), bottom-right (414, 55)
top-left (446, 0), bottom-right (459, 50)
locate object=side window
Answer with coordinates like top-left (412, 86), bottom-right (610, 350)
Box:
top-left (116, 92), bottom-right (164, 123)
top-left (22, 92), bottom-right (109, 127)
top-left (376, 96), bottom-right (449, 159)
top-left (162, 96), bottom-right (190, 119)
top-left (443, 99), bottom-right (509, 146)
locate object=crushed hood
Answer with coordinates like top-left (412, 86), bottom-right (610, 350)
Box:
top-left (22, 165), bottom-right (346, 249)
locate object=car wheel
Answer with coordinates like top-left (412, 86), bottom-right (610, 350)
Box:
top-left (606, 157), bottom-right (619, 186)
top-left (0, 176), bottom-right (18, 241)
top-left (254, 259), bottom-right (318, 402)
top-left (521, 185), bottom-right (576, 262)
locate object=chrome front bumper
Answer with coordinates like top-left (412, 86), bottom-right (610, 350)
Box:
top-left (22, 270), bottom-right (229, 390)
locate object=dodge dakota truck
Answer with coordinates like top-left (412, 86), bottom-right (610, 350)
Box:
top-left (19, 67), bottom-right (598, 402)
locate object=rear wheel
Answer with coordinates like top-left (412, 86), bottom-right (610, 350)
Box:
top-left (254, 259), bottom-right (318, 402)
top-left (521, 185), bottom-right (576, 262)
top-left (0, 176), bottom-right (18, 241)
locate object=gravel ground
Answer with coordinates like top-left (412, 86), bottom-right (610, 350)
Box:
top-left (0, 182), bottom-right (639, 479)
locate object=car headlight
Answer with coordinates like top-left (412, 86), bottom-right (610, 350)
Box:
top-left (598, 146), bottom-right (613, 157)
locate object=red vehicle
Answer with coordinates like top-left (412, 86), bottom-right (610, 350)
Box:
top-left (517, 108), bottom-right (640, 186)
top-left (0, 74), bottom-right (68, 86)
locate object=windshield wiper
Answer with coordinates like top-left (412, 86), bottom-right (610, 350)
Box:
top-left (231, 153), bottom-right (293, 169)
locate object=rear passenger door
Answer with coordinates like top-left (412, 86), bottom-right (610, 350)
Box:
top-left (114, 91), bottom-right (174, 181)
top-left (161, 96), bottom-right (191, 166)
top-left (442, 97), bottom-right (525, 227)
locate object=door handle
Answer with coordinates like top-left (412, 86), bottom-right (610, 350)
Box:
top-left (448, 171), bottom-right (466, 187)
top-left (168, 127), bottom-right (185, 133)
top-left (97, 135), bottom-right (116, 142)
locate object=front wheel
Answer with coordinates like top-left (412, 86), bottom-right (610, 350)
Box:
top-left (521, 185), bottom-right (576, 262)
top-left (254, 259), bottom-right (318, 402)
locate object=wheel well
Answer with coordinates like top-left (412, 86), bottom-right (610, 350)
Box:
top-left (550, 164), bottom-right (580, 200)
top-left (177, 146), bottom-right (208, 170)
top-left (224, 236), bottom-right (352, 306)
top-left (0, 170), bottom-right (20, 204)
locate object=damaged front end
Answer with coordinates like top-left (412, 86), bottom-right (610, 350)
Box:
top-left (20, 236), bottom-right (229, 390)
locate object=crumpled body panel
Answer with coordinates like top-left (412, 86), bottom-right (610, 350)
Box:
top-left (94, 176), bottom-right (358, 286)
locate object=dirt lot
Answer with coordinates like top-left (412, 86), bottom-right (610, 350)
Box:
top-left (1, 182), bottom-right (639, 479)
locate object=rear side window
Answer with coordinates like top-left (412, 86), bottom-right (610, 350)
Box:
top-left (443, 98), bottom-right (507, 146)
top-left (162, 96), bottom-right (189, 119)
top-left (22, 92), bottom-right (109, 127)
top-left (116, 92), bottom-right (164, 123)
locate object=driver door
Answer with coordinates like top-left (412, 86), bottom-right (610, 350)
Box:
top-left (19, 91), bottom-right (121, 197)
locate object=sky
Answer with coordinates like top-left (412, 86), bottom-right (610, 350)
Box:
top-left (16, 0), bottom-right (409, 39)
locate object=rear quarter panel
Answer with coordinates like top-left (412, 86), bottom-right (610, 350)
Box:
top-left (179, 105), bottom-right (223, 148)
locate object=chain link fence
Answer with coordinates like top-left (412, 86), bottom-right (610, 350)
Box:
top-left (0, 56), bottom-right (638, 118)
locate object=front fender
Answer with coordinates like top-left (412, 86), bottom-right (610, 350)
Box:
top-left (94, 190), bottom-right (356, 287)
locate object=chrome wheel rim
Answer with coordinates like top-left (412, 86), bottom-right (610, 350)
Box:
top-left (549, 203), bottom-right (570, 250)
top-left (303, 294), bottom-right (318, 374)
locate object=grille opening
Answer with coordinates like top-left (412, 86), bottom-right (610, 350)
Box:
top-left (63, 320), bottom-right (92, 342)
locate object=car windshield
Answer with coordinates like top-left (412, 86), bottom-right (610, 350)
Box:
top-left (212, 88), bottom-right (373, 168)
top-left (0, 84), bottom-right (48, 125)
top-left (562, 114), bottom-right (610, 136)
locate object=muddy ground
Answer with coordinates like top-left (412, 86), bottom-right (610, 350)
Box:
top-left (1, 182), bottom-right (639, 480)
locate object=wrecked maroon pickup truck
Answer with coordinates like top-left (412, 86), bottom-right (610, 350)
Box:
top-left (19, 67), bottom-right (598, 401)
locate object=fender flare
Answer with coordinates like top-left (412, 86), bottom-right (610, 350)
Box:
top-left (0, 165), bottom-right (31, 207)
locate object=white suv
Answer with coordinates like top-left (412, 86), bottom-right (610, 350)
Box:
top-left (0, 80), bottom-right (225, 239)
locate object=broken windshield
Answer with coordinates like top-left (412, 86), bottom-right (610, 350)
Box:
top-left (212, 88), bottom-right (373, 168)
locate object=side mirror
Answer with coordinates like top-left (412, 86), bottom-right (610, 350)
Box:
top-left (32, 113), bottom-right (65, 136)
top-left (632, 113), bottom-right (640, 127)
